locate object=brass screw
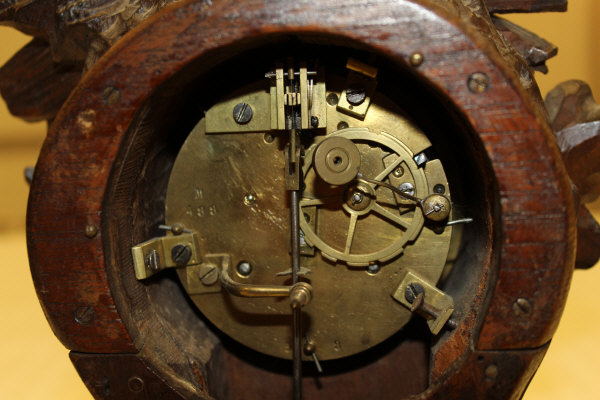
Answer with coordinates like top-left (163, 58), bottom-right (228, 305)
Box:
top-left (485, 364), bottom-right (498, 380)
top-left (102, 86), bottom-right (121, 106)
top-left (244, 193), bottom-right (256, 206)
top-left (512, 298), bottom-right (532, 316)
top-left (392, 167), bottom-right (404, 177)
top-left (263, 133), bottom-right (275, 143)
top-left (326, 93), bottom-right (339, 106)
top-left (337, 121), bottom-right (349, 130)
top-left (409, 52), bottom-right (424, 67)
top-left (199, 264), bottom-right (219, 285)
top-left (468, 72), bottom-right (490, 93)
top-left (74, 305), bottom-right (95, 325)
top-left (128, 376), bottom-right (144, 393)
top-left (85, 224), bottom-right (98, 238)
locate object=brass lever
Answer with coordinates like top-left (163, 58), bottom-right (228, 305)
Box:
top-left (219, 257), bottom-right (312, 308)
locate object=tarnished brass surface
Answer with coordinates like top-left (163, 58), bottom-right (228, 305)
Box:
top-left (165, 77), bottom-right (453, 360)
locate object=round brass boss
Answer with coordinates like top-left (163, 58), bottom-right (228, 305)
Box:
top-left (422, 194), bottom-right (451, 221)
top-left (344, 184), bottom-right (374, 213)
top-left (313, 136), bottom-right (361, 185)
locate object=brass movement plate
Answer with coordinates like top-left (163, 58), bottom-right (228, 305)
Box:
top-left (165, 78), bottom-right (453, 361)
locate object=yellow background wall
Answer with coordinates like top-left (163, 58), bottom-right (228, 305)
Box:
top-left (0, 1), bottom-right (598, 398)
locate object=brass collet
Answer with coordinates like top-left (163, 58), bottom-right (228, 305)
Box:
top-left (289, 282), bottom-right (313, 309)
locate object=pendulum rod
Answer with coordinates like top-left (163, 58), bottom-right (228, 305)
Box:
top-left (291, 190), bottom-right (302, 400)
top-left (291, 185), bottom-right (302, 400)
top-left (284, 65), bottom-right (303, 400)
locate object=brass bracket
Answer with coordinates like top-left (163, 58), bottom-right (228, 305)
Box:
top-left (392, 270), bottom-right (454, 335)
top-left (205, 63), bottom-right (327, 134)
top-left (337, 58), bottom-right (378, 120)
top-left (131, 232), bottom-right (202, 279)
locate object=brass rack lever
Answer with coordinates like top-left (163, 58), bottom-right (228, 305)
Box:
top-left (219, 258), bottom-right (312, 308)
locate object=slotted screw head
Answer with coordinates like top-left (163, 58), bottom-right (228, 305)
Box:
top-left (346, 86), bottom-right (366, 106)
top-left (146, 249), bottom-right (160, 271)
top-left (512, 298), bottom-right (532, 316)
top-left (233, 102), bottom-right (253, 124)
top-left (468, 72), bottom-right (489, 93)
top-left (171, 244), bottom-right (192, 266)
top-left (405, 283), bottom-right (425, 303)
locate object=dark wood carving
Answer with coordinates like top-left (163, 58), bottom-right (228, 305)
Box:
top-left (0, 0), bottom-right (177, 66)
top-left (0, 0), bottom-right (54, 38)
top-left (486, 0), bottom-right (567, 13)
top-left (1, 0), bottom-right (582, 399)
top-left (546, 80), bottom-right (600, 133)
top-left (0, 38), bottom-right (81, 121)
top-left (492, 16), bottom-right (557, 73)
top-left (556, 120), bottom-right (600, 202)
top-left (0, 0), bottom-right (176, 122)
top-left (545, 80), bottom-right (600, 268)
top-left (575, 205), bottom-right (600, 269)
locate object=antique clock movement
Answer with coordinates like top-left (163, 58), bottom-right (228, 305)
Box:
top-left (2, 0), bottom-right (599, 399)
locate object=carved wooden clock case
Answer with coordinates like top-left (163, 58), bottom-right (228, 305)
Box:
top-left (2, 0), bottom-right (600, 399)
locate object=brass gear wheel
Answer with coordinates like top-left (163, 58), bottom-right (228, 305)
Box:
top-left (300, 127), bottom-right (430, 266)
